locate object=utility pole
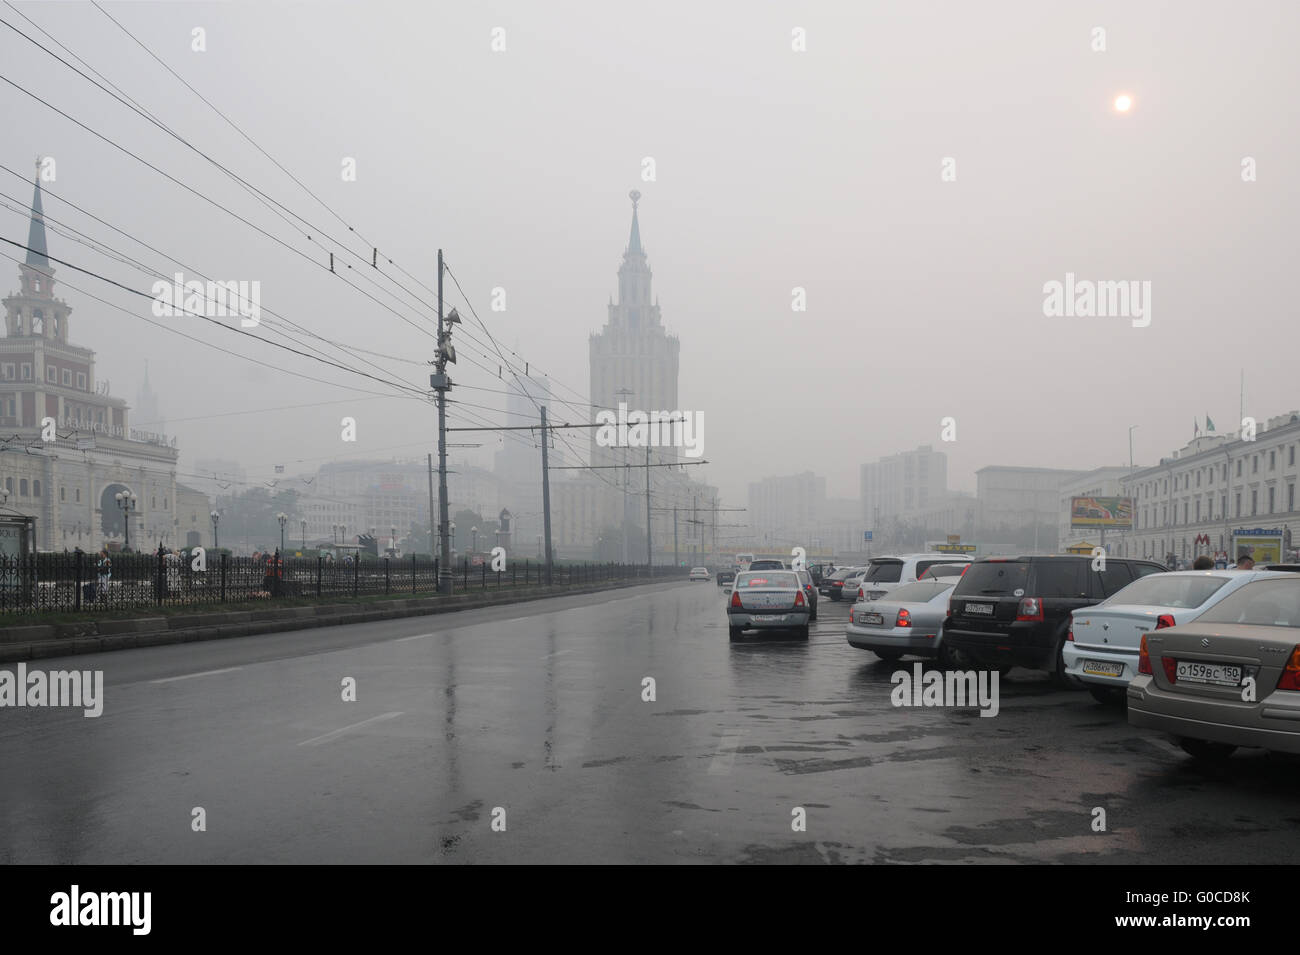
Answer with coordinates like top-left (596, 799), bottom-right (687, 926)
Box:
top-left (540, 405), bottom-right (554, 584)
top-left (434, 454), bottom-right (444, 561)
top-left (433, 249), bottom-right (453, 593)
top-left (673, 505), bottom-right (679, 568)
top-left (645, 445), bottom-right (652, 569)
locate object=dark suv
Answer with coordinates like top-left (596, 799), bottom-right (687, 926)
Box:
top-left (944, 556), bottom-right (1166, 681)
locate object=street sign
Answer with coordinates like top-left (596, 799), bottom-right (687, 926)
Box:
top-left (863, 530), bottom-right (872, 542)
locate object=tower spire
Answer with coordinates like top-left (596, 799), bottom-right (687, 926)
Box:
top-left (26, 159), bottom-right (49, 270)
top-left (627, 189), bottom-right (642, 255)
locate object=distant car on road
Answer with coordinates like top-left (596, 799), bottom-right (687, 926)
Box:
top-left (1128, 576), bottom-right (1300, 760)
top-left (748, 559), bottom-right (787, 571)
top-left (835, 567), bottom-right (869, 602)
top-left (846, 577), bottom-right (964, 664)
top-left (716, 569), bottom-right (736, 588)
top-left (689, 567), bottom-right (710, 581)
top-left (1066, 569), bottom-right (1290, 704)
top-left (727, 570), bottom-right (811, 641)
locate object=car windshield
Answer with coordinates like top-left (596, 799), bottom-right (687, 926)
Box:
top-left (736, 572), bottom-right (798, 589)
top-left (864, 561), bottom-right (903, 583)
top-left (955, 561), bottom-right (1030, 595)
top-left (692, 567), bottom-right (708, 573)
top-left (1102, 574), bottom-right (1230, 610)
top-left (1195, 578), bottom-right (1300, 627)
top-left (886, 581), bottom-right (954, 603)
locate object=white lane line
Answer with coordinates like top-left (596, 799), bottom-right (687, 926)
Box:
top-left (543, 648), bottom-right (579, 659)
top-left (708, 732), bottom-right (744, 776)
top-left (395, 632), bottom-right (436, 643)
top-left (299, 711), bottom-right (403, 746)
top-left (149, 666), bottom-right (243, 684)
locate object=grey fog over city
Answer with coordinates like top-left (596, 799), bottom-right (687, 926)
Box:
top-left (0, 0), bottom-right (1297, 902)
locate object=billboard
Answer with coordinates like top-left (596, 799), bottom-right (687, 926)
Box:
top-left (1070, 496), bottom-right (1134, 528)
top-left (1232, 529), bottom-right (1283, 565)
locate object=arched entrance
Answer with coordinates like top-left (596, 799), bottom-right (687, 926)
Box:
top-left (100, 483), bottom-right (130, 538)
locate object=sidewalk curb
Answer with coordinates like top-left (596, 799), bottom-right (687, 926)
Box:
top-left (0, 578), bottom-right (678, 663)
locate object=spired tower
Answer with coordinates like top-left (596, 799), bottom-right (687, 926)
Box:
top-left (588, 191), bottom-right (681, 472)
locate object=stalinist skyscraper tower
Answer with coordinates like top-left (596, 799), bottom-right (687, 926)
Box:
top-left (588, 191), bottom-right (681, 472)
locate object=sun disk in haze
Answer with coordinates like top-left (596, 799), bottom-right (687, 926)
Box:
top-left (1114, 94), bottom-right (1133, 112)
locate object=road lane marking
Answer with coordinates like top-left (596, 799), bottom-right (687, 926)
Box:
top-left (299, 711), bottom-right (403, 746)
top-left (708, 732), bottom-right (744, 775)
top-left (543, 648), bottom-right (579, 659)
top-left (395, 633), bottom-right (436, 643)
top-left (149, 667), bottom-right (243, 684)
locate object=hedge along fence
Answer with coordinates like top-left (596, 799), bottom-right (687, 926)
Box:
top-left (0, 550), bottom-right (676, 617)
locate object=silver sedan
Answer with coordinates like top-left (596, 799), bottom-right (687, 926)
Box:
top-left (727, 570), bottom-right (811, 641)
top-left (846, 578), bottom-right (962, 664)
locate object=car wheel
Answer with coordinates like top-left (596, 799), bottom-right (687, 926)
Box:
top-left (1087, 685), bottom-right (1124, 706)
top-left (938, 644), bottom-right (964, 668)
top-left (797, 625), bottom-right (810, 640)
top-left (728, 626), bottom-right (742, 642)
top-left (1179, 738), bottom-right (1237, 761)
top-left (810, 607), bottom-right (818, 621)
top-left (874, 650), bottom-right (902, 663)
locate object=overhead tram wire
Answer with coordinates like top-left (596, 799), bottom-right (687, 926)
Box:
top-left (87, 0), bottom-right (448, 318)
top-left (0, 241), bottom-right (429, 400)
top-left (0, 185), bottom-right (411, 387)
top-left (0, 72), bottom-right (449, 351)
top-left (6, 9), bottom-right (632, 421)
top-left (442, 260), bottom-right (622, 491)
top-left (0, 11), bottom-right (442, 324)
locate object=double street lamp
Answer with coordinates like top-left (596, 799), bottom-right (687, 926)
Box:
top-left (211, 510), bottom-right (220, 549)
top-left (115, 490), bottom-right (138, 550)
top-left (471, 525), bottom-right (479, 555)
top-left (277, 512), bottom-right (288, 555)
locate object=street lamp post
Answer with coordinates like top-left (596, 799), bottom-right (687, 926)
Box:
top-left (115, 491), bottom-right (137, 550)
top-left (211, 510), bottom-right (220, 549)
top-left (471, 525), bottom-right (478, 556)
top-left (450, 521), bottom-right (456, 553)
top-left (301, 520), bottom-right (307, 550)
top-left (277, 512), bottom-right (288, 556)
top-left (537, 534), bottom-right (542, 559)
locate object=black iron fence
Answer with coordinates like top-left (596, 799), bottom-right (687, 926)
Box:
top-left (0, 551), bottom-right (677, 617)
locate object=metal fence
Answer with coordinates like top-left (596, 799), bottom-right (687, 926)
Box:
top-left (0, 551), bottom-right (676, 617)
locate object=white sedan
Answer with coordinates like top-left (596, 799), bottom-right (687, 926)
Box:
top-left (689, 567), bottom-right (710, 581)
top-left (1065, 569), bottom-right (1291, 703)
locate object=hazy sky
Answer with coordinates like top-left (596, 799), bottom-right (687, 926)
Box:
top-left (3, 0), bottom-right (1297, 506)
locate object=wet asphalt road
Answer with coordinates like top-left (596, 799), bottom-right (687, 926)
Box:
top-left (2, 579), bottom-right (1298, 864)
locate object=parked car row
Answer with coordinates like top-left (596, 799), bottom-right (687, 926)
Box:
top-left (830, 552), bottom-right (1300, 762)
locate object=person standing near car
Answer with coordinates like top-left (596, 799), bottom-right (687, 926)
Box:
top-left (1236, 552), bottom-right (1255, 570)
top-left (96, 549), bottom-right (112, 602)
top-left (1193, 555), bottom-right (1214, 570)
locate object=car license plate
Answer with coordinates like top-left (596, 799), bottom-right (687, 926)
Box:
top-left (860, 612), bottom-right (884, 625)
top-left (752, 614), bottom-right (783, 622)
top-left (966, 603), bottom-right (994, 615)
top-left (1082, 660), bottom-right (1124, 678)
top-left (1176, 660), bottom-right (1242, 686)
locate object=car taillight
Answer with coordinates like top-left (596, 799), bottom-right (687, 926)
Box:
top-left (1015, 597), bottom-right (1043, 622)
top-left (1162, 655), bottom-right (1178, 684)
top-left (896, 608), bottom-right (911, 628)
top-left (945, 601), bottom-right (953, 622)
top-left (1067, 625), bottom-right (1074, 642)
top-left (1138, 634), bottom-right (1151, 674)
top-left (849, 610), bottom-right (854, 624)
top-left (857, 587), bottom-right (864, 600)
top-left (794, 589), bottom-right (805, 607)
top-left (730, 590), bottom-right (741, 609)
top-left (1277, 645), bottom-right (1300, 691)
top-left (1155, 614), bottom-right (1176, 630)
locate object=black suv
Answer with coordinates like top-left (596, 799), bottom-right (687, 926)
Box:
top-left (944, 556), bottom-right (1166, 681)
